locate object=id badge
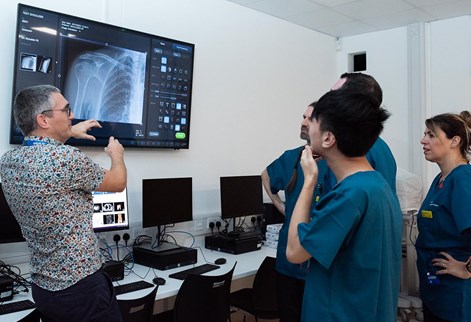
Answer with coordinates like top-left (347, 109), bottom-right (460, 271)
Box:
top-left (426, 272), bottom-right (440, 285)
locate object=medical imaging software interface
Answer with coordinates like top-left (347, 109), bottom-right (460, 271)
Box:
top-left (92, 189), bottom-right (129, 232)
top-left (12, 5), bottom-right (194, 148)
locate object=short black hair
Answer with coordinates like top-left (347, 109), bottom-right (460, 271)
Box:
top-left (340, 72), bottom-right (382, 106)
top-left (312, 89), bottom-right (390, 157)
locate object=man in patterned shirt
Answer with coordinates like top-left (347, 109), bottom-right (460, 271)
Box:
top-left (0, 85), bottom-right (126, 321)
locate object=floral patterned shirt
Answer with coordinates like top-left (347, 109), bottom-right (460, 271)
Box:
top-left (0, 136), bottom-right (105, 291)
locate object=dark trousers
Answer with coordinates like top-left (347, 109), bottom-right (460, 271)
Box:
top-left (423, 304), bottom-right (452, 322)
top-left (32, 270), bottom-right (122, 322)
top-left (276, 272), bottom-right (305, 322)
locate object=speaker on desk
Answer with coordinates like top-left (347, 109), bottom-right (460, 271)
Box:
top-left (102, 260), bottom-right (124, 281)
top-left (261, 203), bottom-right (284, 235)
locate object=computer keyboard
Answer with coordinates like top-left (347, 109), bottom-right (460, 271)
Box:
top-left (114, 280), bottom-right (154, 295)
top-left (169, 263), bottom-right (220, 280)
top-left (0, 299), bottom-right (36, 315)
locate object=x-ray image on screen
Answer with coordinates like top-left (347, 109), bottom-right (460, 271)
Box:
top-left (62, 42), bottom-right (146, 124)
top-left (12, 4), bottom-right (194, 149)
top-left (20, 53), bottom-right (37, 72)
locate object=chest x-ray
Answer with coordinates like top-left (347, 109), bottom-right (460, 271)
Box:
top-left (64, 47), bottom-right (146, 124)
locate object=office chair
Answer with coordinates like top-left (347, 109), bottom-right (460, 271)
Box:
top-left (118, 285), bottom-right (158, 322)
top-left (18, 309), bottom-right (41, 322)
top-left (157, 263), bottom-right (236, 322)
top-left (230, 256), bottom-right (278, 322)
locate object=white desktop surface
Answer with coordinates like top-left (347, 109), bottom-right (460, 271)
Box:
top-left (0, 239), bottom-right (276, 321)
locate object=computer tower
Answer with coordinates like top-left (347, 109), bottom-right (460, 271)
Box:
top-left (133, 244), bottom-right (197, 270)
top-left (205, 233), bottom-right (262, 254)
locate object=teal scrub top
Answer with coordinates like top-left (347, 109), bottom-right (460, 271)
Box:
top-left (266, 146), bottom-right (328, 279)
top-left (298, 171), bottom-right (402, 322)
top-left (324, 137), bottom-right (397, 194)
top-left (416, 164), bottom-right (471, 322)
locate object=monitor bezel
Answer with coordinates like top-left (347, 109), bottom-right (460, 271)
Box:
top-left (219, 175), bottom-right (264, 220)
top-left (11, 3), bottom-right (195, 149)
top-left (92, 188), bottom-right (130, 233)
top-left (0, 183), bottom-right (26, 244)
top-left (142, 177), bottom-right (193, 228)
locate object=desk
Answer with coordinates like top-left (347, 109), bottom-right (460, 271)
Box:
top-left (0, 241), bottom-right (276, 320)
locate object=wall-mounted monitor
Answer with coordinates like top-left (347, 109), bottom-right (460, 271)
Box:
top-left (220, 175), bottom-right (264, 220)
top-left (92, 188), bottom-right (129, 232)
top-left (142, 177), bottom-right (193, 229)
top-left (0, 183), bottom-right (25, 244)
top-left (11, 4), bottom-right (194, 149)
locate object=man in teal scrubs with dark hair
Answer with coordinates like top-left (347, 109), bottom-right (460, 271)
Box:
top-left (262, 102), bottom-right (328, 322)
top-left (287, 88), bottom-right (402, 322)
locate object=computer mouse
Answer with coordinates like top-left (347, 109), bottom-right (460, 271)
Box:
top-left (153, 277), bottom-right (166, 285)
top-left (215, 258), bottom-right (226, 265)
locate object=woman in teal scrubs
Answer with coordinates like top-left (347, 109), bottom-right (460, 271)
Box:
top-left (415, 111), bottom-right (471, 322)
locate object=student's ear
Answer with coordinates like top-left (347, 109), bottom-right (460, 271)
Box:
top-left (322, 131), bottom-right (336, 149)
top-left (450, 136), bottom-right (461, 148)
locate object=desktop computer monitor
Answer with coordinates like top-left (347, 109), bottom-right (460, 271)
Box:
top-left (92, 188), bottom-right (129, 232)
top-left (220, 175), bottom-right (264, 230)
top-left (0, 183), bottom-right (25, 244)
top-left (142, 177), bottom-right (193, 244)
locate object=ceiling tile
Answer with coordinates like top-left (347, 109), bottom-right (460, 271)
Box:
top-left (227, 0), bottom-right (262, 5)
top-left (332, 0), bottom-right (415, 20)
top-left (364, 8), bottom-right (438, 29)
top-left (224, 0), bottom-right (471, 38)
top-left (421, 1), bottom-right (471, 20)
top-left (286, 7), bottom-right (353, 28)
top-left (245, 0), bottom-right (322, 18)
top-left (314, 20), bottom-right (378, 37)
top-left (403, 0), bottom-right (458, 8)
top-left (308, 0), bottom-right (360, 7)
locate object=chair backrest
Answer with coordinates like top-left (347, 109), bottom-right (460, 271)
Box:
top-left (18, 309), bottom-right (41, 322)
top-left (118, 286), bottom-right (158, 322)
top-left (173, 263), bottom-right (236, 322)
top-left (252, 256), bottom-right (278, 313)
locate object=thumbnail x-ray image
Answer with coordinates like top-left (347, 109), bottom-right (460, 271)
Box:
top-left (63, 46), bottom-right (146, 124)
top-left (20, 53), bottom-right (52, 73)
top-left (20, 53), bottom-right (37, 72)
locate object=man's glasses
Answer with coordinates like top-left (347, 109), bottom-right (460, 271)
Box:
top-left (41, 106), bottom-right (72, 117)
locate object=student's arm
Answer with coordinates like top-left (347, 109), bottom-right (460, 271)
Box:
top-left (286, 146), bottom-right (317, 263)
top-left (96, 137), bottom-right (127, 192)
top-left (261, 169), bottom-right (285, 215)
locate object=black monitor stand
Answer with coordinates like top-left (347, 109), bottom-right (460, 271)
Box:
top-left (153, 225), bottom-right (180, 253)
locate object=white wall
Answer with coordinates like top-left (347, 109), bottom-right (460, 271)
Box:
top-left (336, 27), bottom-right (410, 171)
top-left (427, 15), bottom-right (471, 184)
top-left (336, 16), bottom-right (471, 189)
top-left (0, 0), bottom-right (336, 262)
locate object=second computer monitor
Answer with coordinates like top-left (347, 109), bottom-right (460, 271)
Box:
top-left (142, 177), bottom-right (193, 228)
top-left (220, 175), bottom-right (264, 220)
top-left (92, 188), bottom-right (129, 232)
top-left (0, 183), bottom-right (25, 244)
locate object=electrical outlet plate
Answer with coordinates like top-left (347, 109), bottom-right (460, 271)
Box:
top-left (207, 217), bottom-right (221, 229)
top-left (194, 219), bottom-right (205, 231)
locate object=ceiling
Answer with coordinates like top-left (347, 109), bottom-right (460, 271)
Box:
top-left (225, 0), bottom-right (471, 38)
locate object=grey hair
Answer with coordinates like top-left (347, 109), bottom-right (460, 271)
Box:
top-left (13, 85), bottom-right (61, 135)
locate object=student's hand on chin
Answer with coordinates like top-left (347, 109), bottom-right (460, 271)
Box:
top-left (300, 146), bottom-right (319, 179)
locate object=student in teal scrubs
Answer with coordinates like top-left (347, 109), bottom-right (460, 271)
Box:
top-left (328, 73), bottom-right (397, 194)
top-left (262, 102), bottom-right (328, 322)
top-left (286, 88), bottom-right (402, 322)
top-left (415, 111), bottom-right (471, 322)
